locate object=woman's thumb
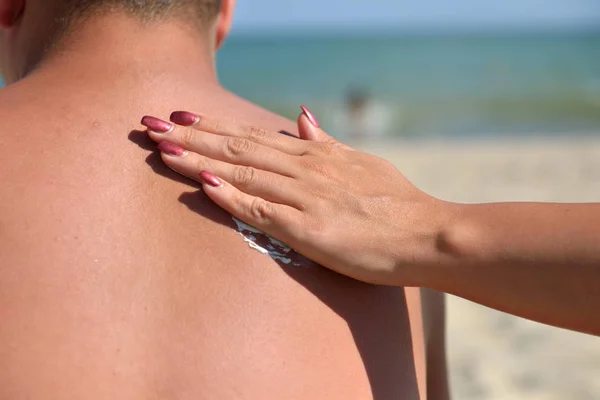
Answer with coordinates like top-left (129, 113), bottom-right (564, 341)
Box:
top-left (297, 105), bottom-right (339, 145)
top-left (298, 106), bottom-right (354, 150)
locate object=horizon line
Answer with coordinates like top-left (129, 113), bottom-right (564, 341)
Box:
top-left (230, 24), bottom-right (600, 38)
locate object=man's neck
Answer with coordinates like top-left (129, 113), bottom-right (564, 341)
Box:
top-left (21, 14), bottom-right (221, 95)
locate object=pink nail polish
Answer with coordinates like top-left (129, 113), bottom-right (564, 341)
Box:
top-left (141, 116), bottom-right (173, 133)
top-left (170, 111), bottom-right (200, 126)
top-left (301, 105), bottom-right (320, 128)
top-left (157, 141), bottom-right (187, 157)
top-left (199, 171), bottom-right (223, 187)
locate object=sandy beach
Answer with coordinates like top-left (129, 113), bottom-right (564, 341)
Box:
top-left (359, 136), bottom-right (600, 400)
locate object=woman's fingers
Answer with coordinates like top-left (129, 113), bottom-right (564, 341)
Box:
top-left (156, 141), bottom-right (308, 209)
top-left (142, 116), bottom-right (300, 177)
top-left (169, 111), bottom-right (311, 155)
top-left (198, 171), bottom-right (304, 243)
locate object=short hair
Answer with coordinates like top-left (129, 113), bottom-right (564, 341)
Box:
top-left (62, 0), bottom-right (222, 27)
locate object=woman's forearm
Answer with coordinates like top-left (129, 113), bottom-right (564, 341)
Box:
top-left (428, 203), bottom-right (600, 335)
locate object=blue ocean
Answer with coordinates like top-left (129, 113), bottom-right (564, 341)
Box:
top-left (218, 33), bottom-right (600, 138)
top-left (3, 33), bottom-right (600, 138)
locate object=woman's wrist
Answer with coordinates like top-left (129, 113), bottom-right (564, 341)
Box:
top-left (406, 200), bottom-right (476, 289)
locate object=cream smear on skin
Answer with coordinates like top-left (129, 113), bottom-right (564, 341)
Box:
top-left (232, 217), bottom-right (316, 268)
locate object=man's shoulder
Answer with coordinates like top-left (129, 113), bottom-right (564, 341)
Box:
top-left (0, 91), bottom-right (129, 267)
top-left (0, 91), bottom-right (34, 187)
top-left (222, 97), bottom-right (299, 137)
top-left (0, 89), bottom-right (19, 126)
top-left (0, 90), bottom-right (52, 188)
top-left (0, 85), bottom-right (43, 143)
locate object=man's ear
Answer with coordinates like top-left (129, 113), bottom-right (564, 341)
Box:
top-left (215, 0), bottom-right (235, 50)
top-left (0, 0), bottom-right (24, 29)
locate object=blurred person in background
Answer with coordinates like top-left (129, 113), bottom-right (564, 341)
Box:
top-left (332, 86), bottom-right (393, 140)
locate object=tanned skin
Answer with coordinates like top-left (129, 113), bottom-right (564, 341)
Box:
top-left (0, 2), bottom-right (448, 399)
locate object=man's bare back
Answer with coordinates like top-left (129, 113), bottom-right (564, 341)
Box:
top-left (0, 3), bottom-right (447, 399)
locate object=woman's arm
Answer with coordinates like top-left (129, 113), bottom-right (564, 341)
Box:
top-left (432, 202), bottom-right (600, 335)
top-left (140, 107), bottom-right (600, 335)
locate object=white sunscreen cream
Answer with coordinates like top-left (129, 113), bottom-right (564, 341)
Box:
top-left (232, 217), bottom-right (316, 268)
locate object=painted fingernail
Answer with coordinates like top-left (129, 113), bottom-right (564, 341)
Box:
top-left (199, 171), bottom-right (223, 187)
top-left (157, 141), bottom-right (188, 157)
top-left (141, 116), bottom-right (173, 133)
top-left (301, 105), bottom-right (320, 128)
top-left (170, 111), bottom-right (200, 126)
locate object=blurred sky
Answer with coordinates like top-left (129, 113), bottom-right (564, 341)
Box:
top-left (233, 0), bottom-right (600, 33)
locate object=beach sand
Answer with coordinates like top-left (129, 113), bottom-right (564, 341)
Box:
top-left (358, 137), bottom-right (600, 400)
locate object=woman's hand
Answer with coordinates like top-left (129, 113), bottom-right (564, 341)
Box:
top-left (140, 107), bottom-right (458, 286)
top-left (139, 107), bottom-right (600, 334)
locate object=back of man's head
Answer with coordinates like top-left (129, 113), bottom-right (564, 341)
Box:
top-left (0, 0), bottom-right (226, 83)
top-left (62, 0), bottom-right (222, 25)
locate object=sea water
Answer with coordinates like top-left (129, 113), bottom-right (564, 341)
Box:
top-left (3, 33), bottom-right (599, 137)
top-left (218, 33), bottom-right (600, 138)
